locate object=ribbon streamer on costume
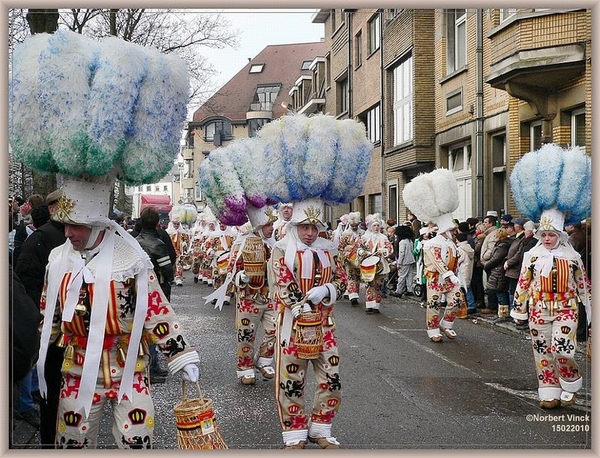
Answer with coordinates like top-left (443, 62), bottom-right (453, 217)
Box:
top-left (75, 230), bottom-right (115, 417)
top-left (202, 234), bottom-right (248, 310)
top-left (112, 222), bottom-right (151, 406)
top-left (37, 243), bottom-right (72, 398)
top-left (62, 254), bottom-right (95, 322)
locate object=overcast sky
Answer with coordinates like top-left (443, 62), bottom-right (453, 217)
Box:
top-left (198, 9), bottom-right (325, 95)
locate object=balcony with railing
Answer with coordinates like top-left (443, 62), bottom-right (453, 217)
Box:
top-left (486, 9), bottom-right (588, 118)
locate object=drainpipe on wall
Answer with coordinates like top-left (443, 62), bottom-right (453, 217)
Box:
top-left (475, 8), bottom-right (485, 220)
top-left (379, 10), bottom-right (386, 221)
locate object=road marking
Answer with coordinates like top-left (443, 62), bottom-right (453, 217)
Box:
top-left (380, 325), bottom-right (481, 377)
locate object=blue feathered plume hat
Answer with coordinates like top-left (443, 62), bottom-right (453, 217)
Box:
top-left (402, 168), bottom-right (459, 233)
top-left (9, 29), bottom-right (189, 226)
top-left (198, 113), bottom-right (373, 229)
top-left (509, 143), bottom-right (591, 241)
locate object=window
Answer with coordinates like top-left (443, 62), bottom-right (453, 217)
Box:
top-left (388, 184), bottom-right (398, 223)
top-left (185, 131), bottom-right (195, 148)
top-left (249, 64), bottom-right (264, 73)
top-left (530, 120), bottom-right (542, 151)
top-left (446, 9), bottom-right (467, 74)
top-left (337, 77), bottom-right (349, 113)
top-left (386, 9), bottom-right (401, 23)
top-left (368, 14), bottom-right (381, 54)
top-left (571, 107), bottom-right (586, 150)
top-left (331, 9), bottom-right (336, 33)
top-left (500, 8), bottom-right (516, 22)
top-left (155, 186), bottom-right (160, 192)
top-left (449, 144), bottom-right (473, 221)
top-left (205, 120), bottom-right (232, 142)
top-left (251, 85), bottom-right (280, 111)
top-left (163, 185), bottom-right (168, 191)
top-left (355, 31), bottom-right (362, 67)
top-left (393, 55), bottom-right (413, 145)
top-left (364, 104), bottom-right (380, 143)
top-left (145, 185), bottom-right (151, 192)
top-left (301, 60), bottom-right (312, 71)
top-left (249, 118), bottom-right (270, 138)
top-left (446, 89), bottom-right (462, 115)
top-left (369, 193), bottom-right (382, 215)
top-left (491, 134), bottom-right (507, 217)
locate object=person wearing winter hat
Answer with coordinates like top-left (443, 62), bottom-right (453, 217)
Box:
top-left (403, 168), bottom-right (465, 342)
top-left (10, 30), bottom-right (200, 447)
top-left (338, 211), bottom-right (364, 306)
top-left (509, 144), bottom-right (591, 409)
top-left (359, 213), bottom-right (393, 313)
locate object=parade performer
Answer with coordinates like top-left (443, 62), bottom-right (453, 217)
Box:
top-left (509, 144), bottom-right (591, 409)
top-left (331, 213), bottom-right (348, 245)
top-left (208, 221), bottom-right (236, 294)
top-left (199, 217), bottom-right (218, 286)
top-left (338, 211), bottom-right (364, 306)
top-left (10, 30), bottom-right (200, 448)
top-left (274, 202), bottom-right (293, 241)
top-left (359, 213), bottom-right (393, 314)
top-left (166, 204), bottom-right (195, 286)
top-left (403, 169), bottom-right (463, 342)
top-left (190, 211), bottom-right (209, 284)
top-left (199, 113), bottom-right (372, 449)
top-left (229, 205), bottom-right (279, 385)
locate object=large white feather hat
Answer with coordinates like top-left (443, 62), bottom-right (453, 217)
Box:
top-left (402, 168), bottom-right (459, 233)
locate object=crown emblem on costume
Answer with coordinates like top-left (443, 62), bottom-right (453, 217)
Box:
top-left (264, 207), bottom-right (278, 224)
top-left (304, 205), bottom-right (321, 225)
top-left (54, 194), bottom-right (76, 221)
top-left (538, 214), bottom-right (554, 231)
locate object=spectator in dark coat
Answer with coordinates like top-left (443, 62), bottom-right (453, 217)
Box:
top-left (9, 264), bottom-right (42, 448)
top-left (481, 228), bottom-right (511, 321)
top-left (565, 221), bottom-right (592, 342)
top-left (14, 190), bottom-right (66, 448)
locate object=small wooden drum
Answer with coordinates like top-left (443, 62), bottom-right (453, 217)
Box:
top-left (295, 311), bottom-right (323, 360)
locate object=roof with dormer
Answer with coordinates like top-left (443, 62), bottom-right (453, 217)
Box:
top-left (192, 41), bottom-right (326, 125)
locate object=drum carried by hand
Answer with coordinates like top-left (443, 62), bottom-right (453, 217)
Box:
top-left (360, 255), bottom-right (381, 282)
top-left (215, 251), bottom-right (230, 275)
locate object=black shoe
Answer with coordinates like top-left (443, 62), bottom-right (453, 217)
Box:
top-left (404, 292), bottom-right (414, 296)
top-left (350, 299), bottom-right (359, 306)
top-left (16, 408), bottom-right (40, 428)
top-left (365, 308), bottom-right (373, 314)
top-left (390, 292), bottom-right (403, 298)
top-left (371, 309), bottom-right (380, 314)
top-left (467, 309), bottom-right (477, 315)
top-left (32, 390), bottom-right (42, 405)
top-left (151, 368), bottom-right (169, 377)
top-left (194, 276), bottom-right (198, 283)
top-left (150, 374), bottom-right (166, 384)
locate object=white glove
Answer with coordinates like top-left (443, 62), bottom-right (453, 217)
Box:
top-left (291, 304), bottom-right (302, 318)
top-left (235, 270), bottom-right (250, 284)
top-left (182, 364), bottom-right (199, 382)
top-left (448, 274), bottom-right (461, 286)
top-left (306, 285), bottom-right (330, 305)
top-left (291, 302), bottom-right (312, 318)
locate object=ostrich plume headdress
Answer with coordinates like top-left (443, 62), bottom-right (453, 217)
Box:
top-left (402, 168), bottom-right (459, 232)
top-left (199, 113), bottom-right (373, 226)
top-left (9, 29), bottom-right (189, 186)
top-left (509, 143), bottom-right (591, 227)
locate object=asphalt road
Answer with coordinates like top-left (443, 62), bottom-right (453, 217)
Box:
top-left (11, 277), bottom-right (592, 450)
